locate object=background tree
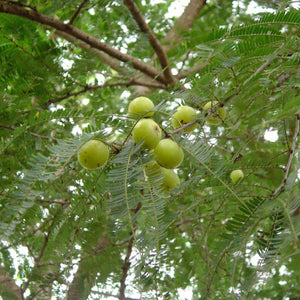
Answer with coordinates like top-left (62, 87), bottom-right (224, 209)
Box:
top-left (0, 0), bottom-right (300, 299)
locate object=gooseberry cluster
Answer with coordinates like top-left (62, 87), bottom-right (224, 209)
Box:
top-left (128, 97), bottom-right (228, 193)
top-left (77, 96), bottom-right (243, 191)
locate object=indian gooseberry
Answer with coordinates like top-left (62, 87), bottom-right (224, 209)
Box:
top-left (132, 118), bottom-right (162, 149)
top-left (144, 161), bottom-right (180, 193)
top-left (203, 101), bottom-right (226, 125)
top-left (171, 105), bottom-right (197, 133)
top-left (128, 96), bottom-right (154, 117)
top-left (78, 140), bottom-right (109, 170)
top-left (154, 138), bottom-right (184, 169)
top-left (230, 169), bottom-right (244, 184)
top-left (161, 168), bottom-right (180, 192)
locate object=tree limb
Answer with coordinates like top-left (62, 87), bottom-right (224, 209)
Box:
top-left (0, 124), bottom-right (58, 143)
top-left (91, 290), bottom-right (140, 300)
top-left (176, 61), bottom-right (209, 79)
top-left (65, 260), bottom-right (91, 300)
top-left (123, 0), bottom-right (177, 86)
top-left (271, 114), bottom-right (299, 198)
top-left (69, 0), bottom-right (89, 25)
top-left (66, 235), bottom-right (110, 300)
top-left (42, 79), bottom-right (166, 108)
top-left (22, 220), bottom-right (55, 294)
top-left (119, 202), bottom-right (142, 300)
top-left (163, 0), bottom-right (207, 50)
top-left (0, 1), bottom-right (167, 85)
top-left (0, 265), bottom-right (23, 300)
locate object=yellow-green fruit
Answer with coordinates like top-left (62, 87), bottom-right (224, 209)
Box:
top-left (203, 101), bottom-right (226, 125)
top-left (230, 169), bottom-right (244, 184)
top-left (145, 160), bottom-right (161, 175)
top-left (171, 105), bottom-right (197, 133)
top-left (144, 160), bottom-right (162, 184)
top-left (161, 168), bottom-right (180, 192)
top-left (78, 140), bottom-right (109, 170)
top-left (132, 119), bottom-right (162, 149)
top-left (128, 96), bottom-right (154, 117)
top-left (154, 139), bottom-right (184, 169)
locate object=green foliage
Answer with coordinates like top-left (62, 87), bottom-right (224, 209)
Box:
top-left (0, 1), bottom-right (299, 299)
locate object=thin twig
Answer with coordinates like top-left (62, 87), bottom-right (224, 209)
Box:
top-left (119, 202), bottom-right (142, 300)
top-left (243, 43), bottom-right (285, 86)
top-left (69, 0), bottom-right (89, 24)
top-left (21, 219), bottom-right (55, 293)
top-left (271, 114), bottom-right (299, 197)
top-left (0, 124), bottom-right (58, 143)
top-left (42, 79), bottom-right (166, 108)
top-left (36, 198), bottom-right (71, 205)
top-left (176, 62), bottom-right (209, 79)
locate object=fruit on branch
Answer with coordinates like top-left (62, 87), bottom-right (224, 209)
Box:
top-left (161, 168), bottom-right (180, 192)
top-left (171, 105), bottom-right (197, 133)
top-left (144, 161), bottom-right (179, 193)
top-left (230, 169), bottom-right (244, 184)
top-left (128, 96), bottom-right (154, 117)
top-left (78, 140), bottom-right (109, 170)
top-left (145, 160), bottom-right (161, 176)
top-left (154, 139), bottom-right (184, 169)
top-left (132, 119), bottom-right (162, 149)
top-left (203, 101), bottom-right (226, 125)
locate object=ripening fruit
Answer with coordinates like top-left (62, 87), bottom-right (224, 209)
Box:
top-left (203, 101), bottom-right (226, 125)
top-left (230, 169), bottom-right (244, 184)
top-left (128, 96), bottom-right (154, 117)
top-left (78, 140), bottom-right (109, 170)
top-left (154, 139), bottom-right (184, 169)
top-left (161, 168), bottom-right (180, 192)
top-left (132, 119), bottom-right (162, 149)
top-left (171, 105), bottom-right (197, 133)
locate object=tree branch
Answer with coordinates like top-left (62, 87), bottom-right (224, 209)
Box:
top-left (0, 1), bottom-right (167, 85)
top-left (66, 235), bottom-right (110, 300)
top-left (91, 290), bottom-right (140, 300)
top-left (163, 0), bottom-right (207, 50)
top-left (42, 79), bottom-right (166, 108)
top-left (0, 124), bottom-right (58, 143)
top-left (69, 0), bottom-right (89, 25)
top-left (65, 260), bottom-right (91, 300)
top-left (119, 202), bottom-right (142, 300)
top-left (22, 220), bottom-right (55, 293)
top-left (123, 0), bottom-right (177, 86)
top-left (271, 114), bottom-right (299, 198)
top-left (176, 61), bottom-right (209, 79)
top-left (36, 198), bottom-right (71, 205)
top-left (0, 265), bottom-right (23, 300)
top-left (52, 29), bottom-right (123, 72)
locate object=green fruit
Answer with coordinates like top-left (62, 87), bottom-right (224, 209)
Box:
top-left (230, 169), bottom-right (244, 184)
top-left (154, 139), bottom-right (184, 169)
top-left (161, 168), bottom-right (180, 192)
top-left (78, 140), bottom-right (109, 170)
top-left (132, 119), bottom-right (162, 149)
top-left (171, 105), bottom-right (197, 133)
top-left (145, 160), bottom-right (161, 174)
top-left (203, 101), bottom-right (226, 125)
top-left (128, 96), bottom-right (154, 117)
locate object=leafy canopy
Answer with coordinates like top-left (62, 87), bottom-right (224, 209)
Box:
top-left (0, 0), bottom-right (300, 299)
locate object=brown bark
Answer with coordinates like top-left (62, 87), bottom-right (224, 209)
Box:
top-left (163, 0), bottom-right (207, 50)
top-left (65, 236), bottom-right (110, 300)
top-left (65, 261), bottom-right (91, 300)
top-left (124, 0), bottom-right (177, 86)
top-left (0, 265), bottom-right (23, 300)
top-left (0, 2), bottom-right (167, 85)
